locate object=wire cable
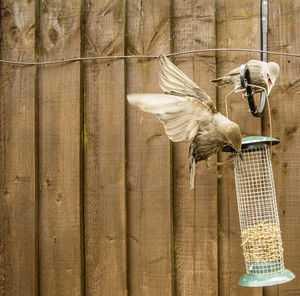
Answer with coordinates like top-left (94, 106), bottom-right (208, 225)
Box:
top-left (0, 48), bottom-right (299, 66)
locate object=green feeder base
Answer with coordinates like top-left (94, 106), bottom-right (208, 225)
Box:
top-left (238, 269), bottom-right (295, 287)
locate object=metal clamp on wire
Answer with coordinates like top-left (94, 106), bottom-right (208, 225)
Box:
top-left (240, 64), bottom-right (266, 117)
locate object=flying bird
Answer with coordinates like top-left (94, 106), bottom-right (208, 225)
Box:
top-left (211, 60), bottom-right (280, 95)
top-left (127, 55), bottom-right (242, 189)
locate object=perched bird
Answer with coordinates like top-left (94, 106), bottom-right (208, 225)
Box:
top-left (211, 60), bottom-right (280, 95)
top-left (127, 55), bottom-right (242, 189)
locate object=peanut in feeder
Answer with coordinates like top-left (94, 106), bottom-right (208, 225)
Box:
top-left (233, 136), bottom-right (295, 287)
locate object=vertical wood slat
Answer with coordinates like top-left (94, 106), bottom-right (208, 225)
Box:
top-left (264, 1), bottom-right (300, 295)
top-left (0, 1), bottom-right (36, 295)
top-left (216, 1), bottom-right (263, 295)
top-left (126, 0), bottom-right (173, 295)
top-left (171, 0), bottom-right (218, 295)
top-left (83, 0), bottom-right (127, 295)
top-left (38, 1), bottom-right (82, 295)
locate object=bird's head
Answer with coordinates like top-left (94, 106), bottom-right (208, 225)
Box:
top-left (226, 123), bottom-right (242, 153)
top-left (264, 62), bottom-right (280, 95)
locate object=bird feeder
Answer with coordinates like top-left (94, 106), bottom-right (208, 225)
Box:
top-left (233, 136), bottom-right (295, 287)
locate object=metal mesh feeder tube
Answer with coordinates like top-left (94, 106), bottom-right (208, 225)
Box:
top-left (233, 136), bottom-right (295, 287)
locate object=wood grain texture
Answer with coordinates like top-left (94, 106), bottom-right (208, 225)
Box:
top-left (171, 0), bottom-right (218, 295)
top-left (263, 1), bottom-right (300, 295)
top-left (83, 0), bottom-right (127, 295)
top-left (216, 1), bottom-right (262, 295)
top-left (126, 0), bottom-right (173, 295)
top-left (0, 1), bottom-right (36, 295)
top-left (1, 1), bottom-right (300, 295)
top-left (38, 1), bottom-right (82, 295)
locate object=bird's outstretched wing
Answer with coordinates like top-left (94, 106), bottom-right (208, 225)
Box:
top-left (127, 94), bottom-right (213, 142)
top-left (159, 54), bottom-right (217, 112)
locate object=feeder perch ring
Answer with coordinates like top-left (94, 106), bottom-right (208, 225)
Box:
top-left (240, 64), bottom-right (266, 117)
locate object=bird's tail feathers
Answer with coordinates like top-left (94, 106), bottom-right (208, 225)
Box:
top-left (189, 152), bottom-right (196, 190)
top-left (210, 76), bottom-right (230, 86)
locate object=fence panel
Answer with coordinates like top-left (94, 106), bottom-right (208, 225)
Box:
top-left (171, 0), bottom-right (218, 295)
top-left (264, 0), bottom-right (300, 295)
top-left (126, 0), bottom-right (173, 294)
top-left (0, 1), bottom-right (37, 295)
top-left (216, 0), bottom-right (263, 295)
top-left (38, 1), bottom-right (83, 295)
top-left (83, 0), bottom-right (127, 295)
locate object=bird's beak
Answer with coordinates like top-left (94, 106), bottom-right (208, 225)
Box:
top-left (238, 151), bottom-right (243, 160)
top-left (267, 78), bottom-right (273, 95)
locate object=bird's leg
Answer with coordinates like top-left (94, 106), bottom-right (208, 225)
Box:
top-left (210, 161), bottom-right (225, 167)
top-left (207, 156), bottom-right (236, 179)
top-left (242, 92), bottom-right (248, 101)
top-left (206, 157), bottom-right (220, 168)
top-left (209, 154), bottom-right (235, 167)
top-left (206, 158), bottom-right (223, 178)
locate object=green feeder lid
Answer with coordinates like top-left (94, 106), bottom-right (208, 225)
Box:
top-left (241, 136), bottom-right (280, 148)
top-left (222, 136), bottom-right (280, 152)
top-left (238, 269), bottom-right (295, 287)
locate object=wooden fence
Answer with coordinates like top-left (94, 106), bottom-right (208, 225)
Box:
top-left (0, 0), bottom-right (300, 295)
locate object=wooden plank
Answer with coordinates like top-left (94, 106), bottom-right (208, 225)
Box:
top-left (171, 1), bottom-right (218, 295)
top-left (216, 1), bottom-right (263, 295)
top-left (263, 1), bottom-right (300, 295)
top-left (126, 0), bottom-right (173, 295)
top-left (83, 0), bottom-right (127, 295)
top-left (38, 1), bottom-right (82, 295)
top-left (0, 1), bottom-right (36, 295)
